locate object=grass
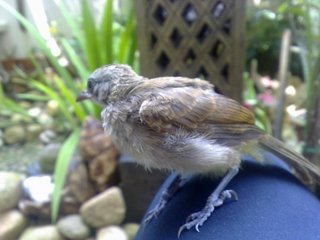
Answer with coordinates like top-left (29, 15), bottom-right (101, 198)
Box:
top-left (0, 0), bottom-right (138, 221)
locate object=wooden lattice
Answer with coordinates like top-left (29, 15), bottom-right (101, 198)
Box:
top-left (135, 0), bottom-right (246, 101)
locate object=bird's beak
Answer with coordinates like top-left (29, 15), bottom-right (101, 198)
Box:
top-left (76, 91), bottom-right (92, 102)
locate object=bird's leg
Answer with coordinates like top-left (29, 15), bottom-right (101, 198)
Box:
top-left (178, 166), bottom-right (239, 237)
top-left (143, 174), bottom-right (185, 225)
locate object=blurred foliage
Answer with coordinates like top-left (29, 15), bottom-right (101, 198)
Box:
top-left (243, 72), bottom-right (272, 132)
top-left (287, 0), bottom-right (320, 160)
top-left (0, 82), bottom-right (28, 116)
top-left (247, 0), bottom-right (320, 162)
top-left (0, 0), bottom-right (138, 221)
top-left (247, 0), bottom-right (302, 77)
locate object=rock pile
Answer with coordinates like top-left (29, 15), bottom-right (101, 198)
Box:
top-left (0, 172), bottom-right (138, 240)
top-left (0, 117), bottom-right (140, 240)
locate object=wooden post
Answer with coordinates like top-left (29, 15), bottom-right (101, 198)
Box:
top-left (274, 29), bottom-right (291, 140)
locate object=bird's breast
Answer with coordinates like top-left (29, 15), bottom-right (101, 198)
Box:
top-left (102, 104), bottom-right (241, 175)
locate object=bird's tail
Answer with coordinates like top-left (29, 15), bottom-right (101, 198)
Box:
top-left (258, 134), bottom-right (320, 194)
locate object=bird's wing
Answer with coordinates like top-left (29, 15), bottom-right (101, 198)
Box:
top-left (136, 77), bottom-right (255, 132)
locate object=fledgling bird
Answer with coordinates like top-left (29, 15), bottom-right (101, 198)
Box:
top-left (77, 64), bottom-right (320, 236)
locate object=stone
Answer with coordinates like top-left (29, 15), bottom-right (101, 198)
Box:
top-left (46, 100), bottom-right (59, 116)
top-left (96, 226), bottom-right (128, 240)
top-left (3, 125), bottom-right (26, 144)
top-left (67, 156), bottom-right (96, 203)
top-left (37, 143), bottom-right (61, 174)
top-left (19, 225), bottom-right (63, 240)
top-left (89, 150), bottom-right (120, 191)
top-left (79, 117), bottom-right (113, 160)
top-left (0, 172), bottom-right (23, 212)
top-left (37, 113), bottom-right (54, 128)
top-left (26, 124), bottom-right (43, 141)
top-left (0, 210), bottom-right (27, 240)
top-left (19, 196), bottom-right (79, 219)
top-left (123, 223), bottom-right (139, 240)
top-left (79, 117), bottom-right (120, 190)
top-left (22, 175), bottom-right (54, 203)
top-left (57, 214), bottom-right (90, 240)
top-left (11, 113), bottom-right (31, 124)
top-left (18, 200), bottom-right (51, 219)
top-left (80, 187), bottom-right (126, 228)
top-left (26, 161), bottom-right (41, 176)
top-left (28, 107), bottom-right (42, 118)
top-left (39, 130), bottom-right (56, 144)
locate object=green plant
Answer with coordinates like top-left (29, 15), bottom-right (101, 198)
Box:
top-left (243, 72), bottom-right (272, 132)
top-left (0, 0), bottom-right (138, 221)
top-left (246, 0), bottom-right (320, 163)
top-left (0, 82), bottom-right (28, 116)
top-left (246, 0), bottom-right (303, 77)
top-left (284, 0), bottom-right (320, 161)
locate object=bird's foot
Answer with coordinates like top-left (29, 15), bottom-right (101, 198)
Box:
top-left (143, 174), bottom-right (184, 226)
top-left (178, 189), bottom-right (238, 238)
top-left (143, 199), bottom-right (167, 225)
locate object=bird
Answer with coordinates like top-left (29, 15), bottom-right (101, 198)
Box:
top-left (77, 64), bottom-right (320, 237)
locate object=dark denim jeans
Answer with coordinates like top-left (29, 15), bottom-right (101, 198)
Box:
top-left (136, 156), bottom-right (320, 240)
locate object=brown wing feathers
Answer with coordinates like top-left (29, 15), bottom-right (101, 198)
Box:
top-left (137, 76), bottom-right (255, 132)
top-left (139, 87), bottom-right (216, 131)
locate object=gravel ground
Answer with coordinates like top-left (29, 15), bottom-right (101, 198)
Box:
top-left (0, 142), bottom-right (43, 173)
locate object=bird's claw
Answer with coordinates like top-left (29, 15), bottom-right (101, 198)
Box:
top-left (143, 201), bottom-right (166, 226)
top-left (178, 207), bottom-right (212, 238)
top-left (178, 189), bottom-right (238, 238)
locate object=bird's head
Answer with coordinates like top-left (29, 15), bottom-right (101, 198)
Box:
top-left (77, 64), bottom-right (142, 104)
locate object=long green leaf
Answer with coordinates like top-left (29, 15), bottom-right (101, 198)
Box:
top-left (51, 129), bottom-right (80, 222)
top-left (0, 82), bottom-right (28, 115)
top-left (54, 0), bottom-right (86, 54)
top-left (28, 53), bottom-right (49, 84)
top-left (61, 38), bottom-right (89, 84)
top-left (100, 0), bottom-right (113, 63)
top-left (117, 10), bottom-right (135, 63)
top-left (81, 0), bottom-right (101, 70)
top-left (53, 76), bottom-right (86, 122)
top-left (17, 93), bottom-right (50, 101)
top-left (127, 24), bottom-right (138, 66)
top-left (31, 81), bottom-right (77, 127)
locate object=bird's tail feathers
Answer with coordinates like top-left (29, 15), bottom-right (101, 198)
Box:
top-left (259, 134), bottom-right (320, 194)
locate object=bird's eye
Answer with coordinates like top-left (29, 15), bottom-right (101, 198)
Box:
top-left (87, 79), bottom-right (93, 91)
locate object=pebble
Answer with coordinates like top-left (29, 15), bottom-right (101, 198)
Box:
top-left (0, 210), bottom-right (26, 240)
top-left (46, 100), bottom-right (59, 116)
top-left (80, 187), bottom-right (126, 228)
top-left (0, 172), bottom-right (24, 213)
top-left (19, 225), bottom-right (63, 240)
top-left (37, 113), bottom-right (54, 128)
top-left (11, 113), bottom-right (31, 124)
top-left (37, 143), bottom-right (61, 174)
top-left (3, 125), bottom-right (26, 144)
top-left (123, 223), bottom-right (139, 240)
top-left (57, 214), bottom-right (90, 240)
top-left (22, 175), bottom-right (54, 203)
top-left (26, 124), bottom-right (43, 141)
top-left (39, 130), bottom-right (56, 144)
top-left (96, 226), bottom-right (128, 240)
top-left (28, 107), bottom-right (42, 118)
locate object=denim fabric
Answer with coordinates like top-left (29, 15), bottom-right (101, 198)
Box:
top-left (136, 158), bottom-right (320, 240)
